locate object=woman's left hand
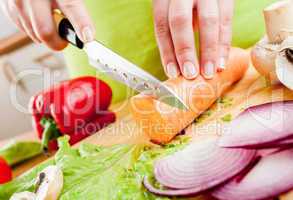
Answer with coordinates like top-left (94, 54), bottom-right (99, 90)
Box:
top-left (152, 0), bottom-right (234, 80)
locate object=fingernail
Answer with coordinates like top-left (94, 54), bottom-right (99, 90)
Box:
top-left (204, 61), bottom-right (215, 79)
top-left (218, 57), bottom-right (226, 71)
top-left (166, 63), bottom-right (180, 78)
top-left (82, 26), bottom-right (95, 42)
top-left (183, 61), bottom-right (198, 79)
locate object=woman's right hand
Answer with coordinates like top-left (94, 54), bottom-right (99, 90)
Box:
top-left (0, 0), bottom-right (95, 50)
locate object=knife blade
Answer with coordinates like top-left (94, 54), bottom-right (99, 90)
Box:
top-left (53, 11), bottom-right (188, 110)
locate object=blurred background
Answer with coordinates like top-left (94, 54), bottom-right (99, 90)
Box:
top-left (0, 10), bottom-right (68, 140)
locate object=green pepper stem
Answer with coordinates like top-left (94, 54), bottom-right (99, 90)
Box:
top-left (41, 121), bottom-right (55, 153)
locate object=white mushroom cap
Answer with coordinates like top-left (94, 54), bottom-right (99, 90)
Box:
top-left (10, 191), bottom-right (36, 200)
top-left (35, 166), bottom-right (63, 200)
top-left (251, 36), bottom-right (280, 82)
top-left (264, 0), bottom-right (293, 43)
top-left (276, 36), bottom-right (293, 90)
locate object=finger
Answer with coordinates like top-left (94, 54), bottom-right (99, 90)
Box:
top-left (197, 0), bottom-right (220, 79)
top-left (218, 0), bottom-right (234, 71)
top-left (193, 8), bottom-right (199, 31)
top-left (12, 15), bottom-right (25, 33)
top-left (169, 0), bottom-right (199, 79)
top-left (56, 0), bottom-right (95, 43)
top-left (2, 0), bottom-right (24, 32)
top-left (153, 0), bottom-right (180, 78)
top-left (27, 0), bottom-right (67, 50)
top-left (8, 0), bottom-right (40, 43)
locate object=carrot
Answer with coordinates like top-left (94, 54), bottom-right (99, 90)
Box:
top-left (130, 48), bottom-right (249, 144)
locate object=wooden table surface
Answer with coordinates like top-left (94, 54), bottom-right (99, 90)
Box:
top-left (1, 64), bottom-right (293, 199)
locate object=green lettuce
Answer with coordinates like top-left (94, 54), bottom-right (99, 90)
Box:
top-left (0, 136), bottom-right (193, 200)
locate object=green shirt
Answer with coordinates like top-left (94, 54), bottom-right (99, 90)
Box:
top-left (64, 0), bottom-right (277, 103)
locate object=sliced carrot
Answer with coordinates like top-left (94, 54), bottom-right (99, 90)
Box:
top-left (131, 48), bottom-right (249, 143)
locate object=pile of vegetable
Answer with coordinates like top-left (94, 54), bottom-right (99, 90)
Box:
top-left (144, 101), bottom-right (293, 199)
top-left (2, 101), bottom-right (293, 199)
top-left (29, 76), bottom-right (116, 152)
top-left (0, 136), bottom-right (192, 200)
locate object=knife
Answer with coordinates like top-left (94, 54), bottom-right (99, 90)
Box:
top-left (53, 11), bottom-right (188, 110)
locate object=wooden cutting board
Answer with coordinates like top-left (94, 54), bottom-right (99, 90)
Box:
top-left (8, 63), bottom-right (293, 199)
top-left (82, 65), bottom-right (293, 146)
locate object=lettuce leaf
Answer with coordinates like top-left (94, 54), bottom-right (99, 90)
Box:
top-left (0, 136), bottom-right (192, 200)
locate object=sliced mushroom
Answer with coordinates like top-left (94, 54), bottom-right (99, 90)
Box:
top-left (10, 191), bottom-right (36, 200)
top-left (35, 166), bottom-right (63, 200)
top-left (276, 36), bottom-right (293, 90)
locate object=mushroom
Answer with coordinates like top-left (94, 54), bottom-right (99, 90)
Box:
top-left (251, 0), bottom-right (293, 88)
top-left (251, 37), bottom-right (279, 82)
top-left (276, 37), bottom-right (293, 90)
top-left (35, 165), bottom-right (63, 200)
top-left (264, 0), bottom-right (293, 44)
top-left (9, 166), bottom-right (63, 200)
top-left (9, 192), bottom-right (36, 200)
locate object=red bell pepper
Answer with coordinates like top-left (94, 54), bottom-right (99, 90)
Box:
top-left (29, 76), bottom-right (116, 151)
top-left (0, 157), bottom-right (12, 184)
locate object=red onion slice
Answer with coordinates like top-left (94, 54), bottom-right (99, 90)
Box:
top-left (246, 136), bottom-right (293, 149)
top-left (277, 136), bottom-right (293, 145)
top-left (257, 148), bottom-right (283, 157)
top-left (143, 176), bottom-right (209, 197)
top-left (219, 101), bottom-right (293, 148)
top-left (152, 137), bottom-right (256, 192)
top-left (212, 149), bottom-right (293, 200)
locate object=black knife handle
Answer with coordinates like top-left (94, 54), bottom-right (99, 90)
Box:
top-left (53, 11), bottom-right (84, 49)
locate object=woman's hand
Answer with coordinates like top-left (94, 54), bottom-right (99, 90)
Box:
top-left (153, 0), bottom-right (234, 79)
top-left (0, 0), bottom-right (95, 50)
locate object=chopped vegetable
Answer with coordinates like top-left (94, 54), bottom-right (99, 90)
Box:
top-left (131, 48), bottom-right (249, 143)
top-left (276, 37), bottom-right (293, 90)
top-left (143, 137), bottom-right (256, 197)
top-left (219, 101), bottom-right (293, 148)
top-left (194, 109), bottom-right (213, 124)
top-left (143, 100), bottom-right (293, 199)
top-left (217, 97), bottom-right (234, 108)
top-left (212, 149), bottom-right (293, 200)
top-left (9, 191), bottom-right (36, 200)
top-left (35, 166), bottom-right (63, 200)
top-left (0, 136), bottom-right (191, 200)
top-left (277, 136), bottom-right (293, 146)
top-left (221, 114), bottom-right (232, 122)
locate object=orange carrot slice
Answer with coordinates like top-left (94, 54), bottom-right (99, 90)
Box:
top-left (130, 48), bottom-right (249, 144)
